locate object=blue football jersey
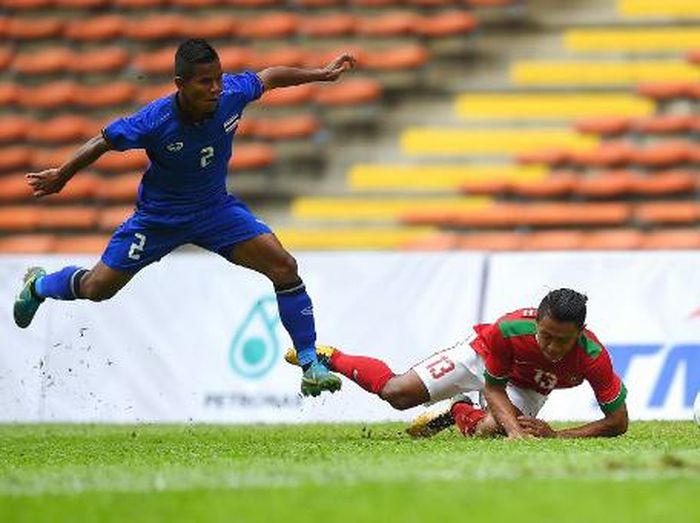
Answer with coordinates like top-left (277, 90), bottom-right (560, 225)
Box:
top-left (103, 72), bottom-right (264, 216)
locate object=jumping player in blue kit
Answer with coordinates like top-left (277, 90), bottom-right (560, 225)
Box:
top-left (14, 39), bottom-right (356, 397)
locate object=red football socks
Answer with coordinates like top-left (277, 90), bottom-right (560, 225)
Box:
top-left (330, 351), bottom-right (395, 395)
top-left (451, 401), bottom-right (486, 436)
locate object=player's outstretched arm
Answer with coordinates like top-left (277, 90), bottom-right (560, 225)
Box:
top-left (257, 54), bottom-right (356, 91)
top-left (519, 402), bottom-right (628, 439)
top-left (483, 382), bottom-right (533, 439)
top-left (26, 134), bottom-right (112, 198)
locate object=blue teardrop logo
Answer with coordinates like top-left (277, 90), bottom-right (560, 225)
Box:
top-left (229, 296), bottom-right (280, 380)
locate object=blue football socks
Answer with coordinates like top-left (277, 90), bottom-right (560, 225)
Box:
top-left (34, 266), bottom-right (88, 301)
top-left (275, 279), bottom-right (318, 368)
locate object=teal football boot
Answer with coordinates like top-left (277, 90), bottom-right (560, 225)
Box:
top-left (13, 266), bottom-right (46, 329)
top-left (300, 361), bottom-right (342, 397)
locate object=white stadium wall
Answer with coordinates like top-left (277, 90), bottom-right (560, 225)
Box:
top-left (0, 251), bottom-right (698, 423)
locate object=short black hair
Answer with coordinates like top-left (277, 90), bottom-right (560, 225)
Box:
top-left (175, 38), bottom-right (219, 79)
top-left (537, 288), bottom-right (587, 329)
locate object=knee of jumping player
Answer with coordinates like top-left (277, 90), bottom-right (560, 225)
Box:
top-left (380, 379), bottom-right (421, 411)
top-left (269, 254), bottom-right (299, 287)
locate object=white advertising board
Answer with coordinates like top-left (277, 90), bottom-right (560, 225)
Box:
top-left (0, 252), bottom-right (485, 423)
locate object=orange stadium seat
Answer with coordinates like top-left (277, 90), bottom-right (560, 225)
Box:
top-left (292, 0), bottom-right (343, 7)
top-left (96, 173), bottom-right (142, 202)
top-left (94, 150), bottom-right (149, 173)
top-left (170, 0), bottom-right (224, 7)
top-left (248, 47), bottom-right (309, 69)
top-left (636, 81), bottom-right (694, 101)
top-left (297, 14), bottom-right (357, 38)
top-left (515, 148), bottom-right (569, 167)
top-left (574, 116), bottom-right (631, 136)
top-left (235, 117), bottom-right (257, 138)
top-left (253, 114), bottom-right (320, 140)
top-left (414, 11), bottom-right (479, 38)
top-left (631, 115), bottom-right (696, 135)
top-left (133, 47), bottom-right (178, 76)
top-left (0, 206), bottom-right (40, 232)
top-left (630, 141), bottom-right (691, 168)
top-left (136, 83), bottom-right (175, 104)
top-left (568, 141), bottom-right (635, 168)
top-left (686, 50), bottom-right (700, 65)
top-left (349, 0), bottom-right (401, 7)
top-left (315, 78), bottom-right (382, 106)
top-left (98, 206), bottom-right (134, 230)
top-left (38, 207), bottom-right (99, 230)
top-left (217, 46), bottom-right (252, 71)
top-left (455, 232), bottom-right (522, 251)
top-left (260, 84), bottom-right (316, 106)
top-left (401, 233), bottom-right (459, 251)
top-left (459, 178), bottom-right (509, 196)
top-left (522, 230), bottom-right (584, 251)
top-left (228, 143), bottom-right (277, 170)
top-left (0, 116), bottom-right (29, 143)
top-left (355, 12), bottom-right (419, 37)
top-left (641, 229), bottom-right (700, 250)
top-left (25, 115), bottom-right (97, 143)
top-left (180, 16), bottom-right (237, 40)
top-left (222, 0), bottom-right (284, 7)
top-left (76, 83), bottom-right (137, 108)
top-left (405, 0), bottom-right (458, 7)
top-left (465, 0), bottom-right (517, 5)
top-left (303, 45), bottom-right (367, 69)
top-left (510, 173), bottom-right (576, 198)
top-left (41, 173), bottom-right (100, 202)
top-left (0, 147), bottom-right (32, 172)
top-left (19, 81), bottom-right (77, 109)
top-left (69, 47), bottom-right (130, 75)
top-left (52, 234), bottom-right (111, 253)
top-left (64, 16), bottom-right (127, 41)
top-left (53, 0), bottom-right (109, 7)
top-left (123, 15), bottom-right (186, 41)
top-left (635, 201), bottom-right (700, 225)
top-left (112, 0), bottom-right (165, 7)
top-left (3, 0), bottom-right (52, 10)
top-left (573, 172), bottom-right (635, 199)
top-left (522, 202), bottom-right (632, 227)
top-left (0, 73), bottom-right (17, 101)
top-left (11, 48), bottom-right (73, 75)
top-left (0, 174), bottom-right (32, 202)
top-left (30, 146), bottom-right (76, 171)
top-left (0, 234), bottom-right (56, 254)
top-left (6, 17), bottom-right (65, 39)
top-left (579, 229), bottom-right (644, 250)
top-left (362, 44), bottom-right (430, 71)
top-left (236, 13), bottom-right (299, 40)
top-left (0, 48), bottom-right (14, 72)
top-left (631, 171), bottom-right (697, 196)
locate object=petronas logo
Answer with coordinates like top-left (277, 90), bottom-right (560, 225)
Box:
top-left (229, 296), bottom-right (281, 379)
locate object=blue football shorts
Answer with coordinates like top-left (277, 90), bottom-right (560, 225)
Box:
top-left (101, 195), bottom-right (273, 272)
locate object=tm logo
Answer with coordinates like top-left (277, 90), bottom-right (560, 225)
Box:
top-left (229, 296), bottom-right (281, 380)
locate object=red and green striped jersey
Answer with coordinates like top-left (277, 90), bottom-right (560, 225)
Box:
top-left (470, 308), bottom-right (626, 413)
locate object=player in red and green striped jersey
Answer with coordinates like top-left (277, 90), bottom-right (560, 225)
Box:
top-left (285, 288), bottom-right (628, 439)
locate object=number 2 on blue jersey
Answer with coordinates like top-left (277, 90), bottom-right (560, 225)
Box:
top-left (200, 146), bottom-right (214, 168)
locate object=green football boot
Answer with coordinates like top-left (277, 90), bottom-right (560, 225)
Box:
top-left (13, 266), bottom-right (46, 329)
top-left (300, 361), bottom-right (342, 397)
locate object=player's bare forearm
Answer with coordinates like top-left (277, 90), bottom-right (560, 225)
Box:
top-left (26, 134), bottom-right (111, 198)
top-left (555, 403), bottom-right (628, 438)
top-left (59, 134), bottom-right (112, 179)
top-left (483, 383), bottom-right (529, 439)
top-left (258, 54), bottom-right (355, 90)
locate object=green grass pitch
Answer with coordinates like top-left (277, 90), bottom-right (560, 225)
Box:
top-left (1, 421), bottom-right (698, 522)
